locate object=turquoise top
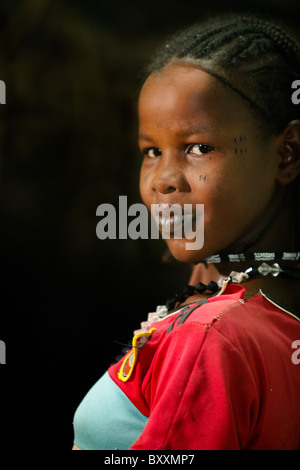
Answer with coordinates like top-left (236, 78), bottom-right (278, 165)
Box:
top-left (73, 371), bottom-right (148, 450)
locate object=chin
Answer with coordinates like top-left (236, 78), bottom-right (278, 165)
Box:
top-left (166, 240), bottom-right (206, 264)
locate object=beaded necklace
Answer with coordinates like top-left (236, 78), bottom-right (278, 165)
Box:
top-left (133, 252), bottom-right (300, 334)
top-left (164, 251), bottom-right (300, 311)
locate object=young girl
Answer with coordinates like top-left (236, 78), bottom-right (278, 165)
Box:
top-left (73, 13), bottom-right (300, 450)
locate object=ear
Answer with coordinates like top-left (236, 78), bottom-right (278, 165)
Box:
top-left (276, 120), bottom-right (300, 185)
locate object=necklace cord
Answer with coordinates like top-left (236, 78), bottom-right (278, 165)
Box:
top-left (166, 254), bottom-right (300, 311)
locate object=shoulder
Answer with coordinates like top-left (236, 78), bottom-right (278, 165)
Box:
top-left (153, 288), bottom-right (289, 366)
top-left (155, 285), bottom-right (248, 346)
top-left (168, 295), bottom-right (245, 331)
top-left (162, 283), bottom-right (292, 339)
top-left (145, 291), bottom-right (247, 371)
top-left (158, 288), bottom-right (300, 381)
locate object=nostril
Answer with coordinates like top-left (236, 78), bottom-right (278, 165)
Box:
top-left (152, 181), bottom-right (178, 194)
top-left (152, 178), bottom-right (190, 194)
top-left (166, 186), bottom-right (177, 193)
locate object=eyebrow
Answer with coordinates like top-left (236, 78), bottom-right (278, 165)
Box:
top-left (138, 126), bottom-right (216, 141)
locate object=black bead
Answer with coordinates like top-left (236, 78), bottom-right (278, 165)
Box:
top-left (195, 282), bottom-right (207, 293)
top-left (206, 281), bottom-right (219, 292)
top-left (166, 298), bottom-right (176, 310)
top-left (175, 292), bottom-right (186, 302)
top-left (183, 284), bottom-right (195, 296)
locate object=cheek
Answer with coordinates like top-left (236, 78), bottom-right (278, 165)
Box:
top-left (190, 164), bottom-right (233, 204)
top-left (190, 160), bottom-right (252, 222)
top-left (198, 154), bottom-right (275, 233)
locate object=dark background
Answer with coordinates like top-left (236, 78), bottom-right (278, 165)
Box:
top-left (0, 0), bottom-right (299, 450)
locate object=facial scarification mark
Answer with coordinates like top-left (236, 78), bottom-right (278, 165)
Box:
top-left (234, 135), bottom-right (247, 154)
top-left (199, 174), bottom-right (207, 182)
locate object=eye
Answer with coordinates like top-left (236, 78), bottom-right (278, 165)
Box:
top-left (186, 144), bottom-right (215, 156)
top-left (143, 147), bottom-right (162, 158)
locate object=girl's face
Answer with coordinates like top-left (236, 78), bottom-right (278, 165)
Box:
top-left (138, 63), bottom-right (281, 263)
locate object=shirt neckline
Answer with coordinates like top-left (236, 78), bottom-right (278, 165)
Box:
top-left (259, 289), bottom-right (300, 323)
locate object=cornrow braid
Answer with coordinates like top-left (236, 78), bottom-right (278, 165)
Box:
top-left (141, 14), bottom-right (300, 133)
top-left (243, 17), bottom-right (300, 68)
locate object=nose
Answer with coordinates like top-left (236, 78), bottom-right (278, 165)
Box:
top-left (151, 154), bottom-right (190, 194)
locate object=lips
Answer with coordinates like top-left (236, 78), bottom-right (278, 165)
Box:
top-left (151, 203), bottom-right (196, 236)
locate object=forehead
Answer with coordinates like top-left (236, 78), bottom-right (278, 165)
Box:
top-left (138, 63), bottom-right (254, 133)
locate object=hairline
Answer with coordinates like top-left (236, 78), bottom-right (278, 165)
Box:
top-left (142, 56), bottom-right (278, 137)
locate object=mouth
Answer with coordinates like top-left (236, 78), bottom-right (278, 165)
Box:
top-left (151, 204), bottom-right (197, 237)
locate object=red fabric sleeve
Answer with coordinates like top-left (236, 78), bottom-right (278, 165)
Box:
top-left (130, 321), bottom-right (260, 450)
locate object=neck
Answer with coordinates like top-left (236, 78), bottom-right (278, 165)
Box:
top-left (220, 184), bottom-right (296, 256)
top-left (188, 183), bottom-right (300, 310)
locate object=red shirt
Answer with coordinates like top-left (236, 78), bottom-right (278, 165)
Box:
top-left (109, 284), bottom-right (300, 450)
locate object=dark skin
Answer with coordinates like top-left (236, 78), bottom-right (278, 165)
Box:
top-left (138, 63), bottom-right (300, 312)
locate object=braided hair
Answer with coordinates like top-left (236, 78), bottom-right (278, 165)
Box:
top-left (141, 14), bottom-right (300, 134)
top-left (140, 13), bottom-right (300, 249)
